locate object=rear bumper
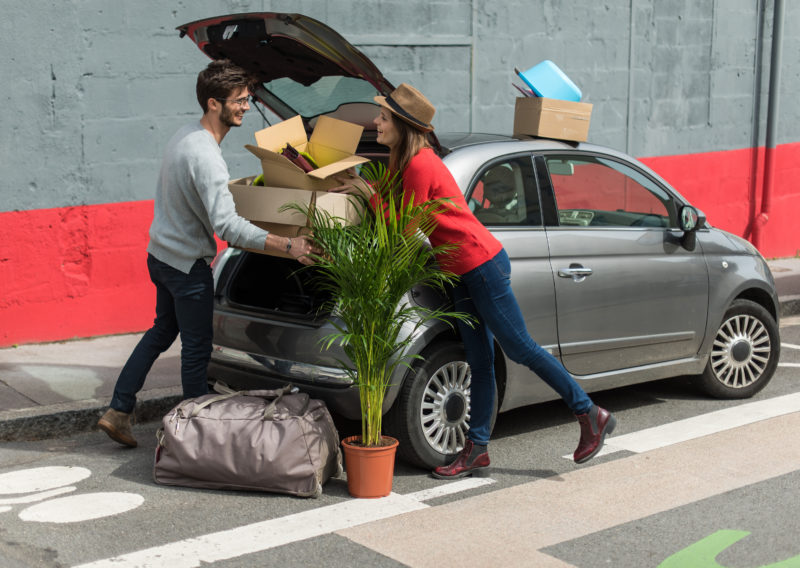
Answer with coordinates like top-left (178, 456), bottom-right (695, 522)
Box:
top-left (208, 346), bottom-right (363, 419)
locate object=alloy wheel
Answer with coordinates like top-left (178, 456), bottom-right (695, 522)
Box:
top-left (708, 312), bottom-right (772, 388)
top-left (418, 360), bottom-right (471, 454)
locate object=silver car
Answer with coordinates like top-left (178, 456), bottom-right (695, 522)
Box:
top-left (180, 13), bottom-right (781, 468)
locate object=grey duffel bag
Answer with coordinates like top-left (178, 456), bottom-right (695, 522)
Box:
top-left (153, 385), bottom-right (342, 498)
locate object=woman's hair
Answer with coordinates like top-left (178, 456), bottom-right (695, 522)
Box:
top-left (389, 115), bottom-right (432, 174)
top-left (196, 59), bottom-right (253, 113)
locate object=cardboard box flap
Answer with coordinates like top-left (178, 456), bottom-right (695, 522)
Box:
top-left (245, 144), bottom-right (307, 175)
top-left (308, 155), bottom-right (370, 179)
top-left (254, 115), bottom-right (308, 153)
top-left (308, 115), bottom-right (364, 163)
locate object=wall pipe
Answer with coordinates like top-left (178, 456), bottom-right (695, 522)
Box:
top-left (754, 0), bottom-right (785, 251)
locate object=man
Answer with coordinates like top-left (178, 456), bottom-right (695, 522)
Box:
top-left (97, 60), bottom-right (314, 447)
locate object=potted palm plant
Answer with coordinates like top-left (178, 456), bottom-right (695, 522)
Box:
top-left (288, 162), bottom-right (467, 497)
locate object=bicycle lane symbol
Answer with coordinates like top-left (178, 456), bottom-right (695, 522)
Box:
top-left (0, 466), bottom-right (143, 523)
top-left (659, 530), bottom-right (800, 568)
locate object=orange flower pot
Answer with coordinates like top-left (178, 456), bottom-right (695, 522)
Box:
top-left (341, 435), bottom-right (399, 498)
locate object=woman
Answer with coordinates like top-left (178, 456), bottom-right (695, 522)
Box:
top-left (342, 83), bottom-right (616, 478)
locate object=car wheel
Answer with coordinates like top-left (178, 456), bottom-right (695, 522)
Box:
top-left (384, 340), bottom-right (497, 469)
top-left (695, 299), bottom-right (780, 399)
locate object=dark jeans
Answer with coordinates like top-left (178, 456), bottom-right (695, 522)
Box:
top-left (110, 254), bottom-right (212, 413)
top-left (452, 248), bottom-right (593, 445)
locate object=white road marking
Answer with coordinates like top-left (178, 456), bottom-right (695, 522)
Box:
top-left (405, 477), bottom-right (495, 502)
top-left (0, 486), bottom-right (76, 505)
top-left (72, 477), bottom-right (492, 568)
top-left (572, 391), bottom-right (800, 459)
top-left (779, 363), bottom-right (800, 367)
top-left (781, 342), bottom-right (800, 350)
top-left (0, 466), bottom-right (90, 494)
top-left (0, 506), bottom-right (11, 513)
top-left (19, 492), bottom-right (144, 524)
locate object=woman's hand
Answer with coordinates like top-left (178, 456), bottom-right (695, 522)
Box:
top-left (328, 173), bottom-right (373, 197)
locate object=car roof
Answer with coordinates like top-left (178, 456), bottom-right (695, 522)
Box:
top-left (438, 133), bottom-right (687, 205)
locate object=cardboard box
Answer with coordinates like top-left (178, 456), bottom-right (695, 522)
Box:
top-left (227, 175), bottom-right (367, 258)
top-left (245, 115), bottom-right (370, 191)
top-left (228, 176), bottom-right (364, 226)
top-left (512, 97), bottom-right (593, 142)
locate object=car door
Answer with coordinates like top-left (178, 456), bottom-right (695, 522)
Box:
top-left (537, 153), bottom-right (709, 376)
top-left (466, 154), bottom-right (562, 405)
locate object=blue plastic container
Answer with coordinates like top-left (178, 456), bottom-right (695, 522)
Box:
top-left (517, 60), bottom-right (582, 102)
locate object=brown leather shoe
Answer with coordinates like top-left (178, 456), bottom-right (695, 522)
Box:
top-left (432, 440), bottom-right (490, 479)
top-left (574, 405), bottom-right (616, 463)
top-left (97, 408), bottom-right (137, 448)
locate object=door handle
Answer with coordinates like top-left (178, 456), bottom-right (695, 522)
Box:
top-left (557, 264), bottom-right (593, 282)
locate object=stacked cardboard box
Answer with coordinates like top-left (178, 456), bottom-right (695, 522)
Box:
top-left (512, 97), bottom-right (592, 142)
top-left (512, 60), bottom-right (593, 143)
top-left (229, 115), bottom-right (370, 258)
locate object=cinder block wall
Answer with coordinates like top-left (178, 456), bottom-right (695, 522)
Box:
top-left (3, 0), bottom-right (797, 212)
top-left (1, 0), bottom-right (798, 345)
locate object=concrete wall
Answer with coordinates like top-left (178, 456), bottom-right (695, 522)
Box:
top-left (3, 0), bottom-right (797, 212)
top-left (1, 0), bottom-right (798, 346)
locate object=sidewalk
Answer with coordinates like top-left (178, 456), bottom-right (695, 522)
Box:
top-left (1, 258), bottom-right (799, 442)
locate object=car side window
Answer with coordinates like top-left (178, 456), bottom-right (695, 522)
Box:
top-left (469, 157), bottom-right (541, 227)
top-left (546, 155), bottom-right (677, 228)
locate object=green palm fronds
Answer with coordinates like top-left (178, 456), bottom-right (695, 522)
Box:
top-left (284, 162), bottom-right (470, 446)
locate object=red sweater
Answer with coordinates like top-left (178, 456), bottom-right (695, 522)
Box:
top-left (401, 148), bottom-right (502, 275)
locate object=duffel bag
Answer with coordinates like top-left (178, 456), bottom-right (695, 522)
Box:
top-left (153, 385), bottom-right (342, 498)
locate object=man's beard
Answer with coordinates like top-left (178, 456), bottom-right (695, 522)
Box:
top-left (220, 105), bottom-right (241, 128)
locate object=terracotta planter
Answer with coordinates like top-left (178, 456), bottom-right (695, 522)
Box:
top-left (341, 435), bottom-right (399, 498)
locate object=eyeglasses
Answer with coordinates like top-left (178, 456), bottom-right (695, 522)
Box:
top-left (215, 96), bottom-right (250, 107)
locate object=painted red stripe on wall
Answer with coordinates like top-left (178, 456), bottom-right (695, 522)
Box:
top-left (1, 144), bottom-right (798, 347)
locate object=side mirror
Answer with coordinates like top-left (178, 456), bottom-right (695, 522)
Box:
top-left (679, 206), bottom-right (705, 232)
top-left (678, 206), bottom-right (706, 250)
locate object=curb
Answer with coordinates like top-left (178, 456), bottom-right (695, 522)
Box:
top-left (0, 387), bottom-right (182, 442)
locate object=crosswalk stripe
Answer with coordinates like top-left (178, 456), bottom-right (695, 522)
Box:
top-left (581, 391), bottom-right (800, 459)
top-left (72, 477), bottom-right (492, 568)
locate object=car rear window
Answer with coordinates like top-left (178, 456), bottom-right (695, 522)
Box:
top-left (263, 76), bottom-right (378, 118)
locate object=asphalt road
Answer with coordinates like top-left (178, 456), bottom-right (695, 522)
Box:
top-left (1, 318), bottom-right (798, 567)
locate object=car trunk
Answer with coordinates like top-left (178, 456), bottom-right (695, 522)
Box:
top-left (224, 251), bottom-right (334, 320)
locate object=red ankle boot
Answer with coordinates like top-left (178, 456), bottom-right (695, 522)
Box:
top-left (432, 440), bottom-right (490, 479)
top-left (574, 405), bottom-right (616, 464)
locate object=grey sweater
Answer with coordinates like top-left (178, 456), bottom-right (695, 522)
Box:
top-left (147, 122), bottom-right (268, 273)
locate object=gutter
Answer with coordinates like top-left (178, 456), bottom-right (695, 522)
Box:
top-left (754, 0), bottom-right (785, 251)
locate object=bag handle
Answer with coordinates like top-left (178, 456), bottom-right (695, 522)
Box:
top-left (188, 385), bottom-right (293, 420)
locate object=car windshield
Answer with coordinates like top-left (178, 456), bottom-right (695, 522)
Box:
top-left (263, 76), bottom-right (378, 118)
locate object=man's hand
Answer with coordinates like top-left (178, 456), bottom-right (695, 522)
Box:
top-left (287, 235), bottom-right (318, 265)
top-left (264, 233), bottom-right (318, 265)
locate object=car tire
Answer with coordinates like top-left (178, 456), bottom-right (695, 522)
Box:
top-left (384, 340), bottom-right (497, 469)
top-left (695, 299), bottom-right (780, 399)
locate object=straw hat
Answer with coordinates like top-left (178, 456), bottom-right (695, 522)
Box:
top-left (374, 83), bottom-right (435, 132)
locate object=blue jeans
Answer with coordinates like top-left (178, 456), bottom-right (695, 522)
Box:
top-left (110, 254), bottom-right (212, 413)
top-left (452, 249), bottom-right (593, 445)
